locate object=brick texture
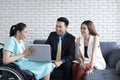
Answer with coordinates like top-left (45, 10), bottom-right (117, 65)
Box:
top-left (0, 0), bottom-right (120, 44)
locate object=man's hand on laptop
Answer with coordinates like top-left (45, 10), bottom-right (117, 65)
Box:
top-left (53, 60), bottom-right (63, 68)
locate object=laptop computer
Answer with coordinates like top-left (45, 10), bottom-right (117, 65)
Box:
top-left (26, 44), bottom-right (52, 62)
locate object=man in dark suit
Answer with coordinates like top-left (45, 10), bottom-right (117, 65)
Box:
top-left (45, 17), bottom-right (75, 80)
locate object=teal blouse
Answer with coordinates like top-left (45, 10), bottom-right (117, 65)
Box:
top-left (3, 36), bottom-right (55, 80)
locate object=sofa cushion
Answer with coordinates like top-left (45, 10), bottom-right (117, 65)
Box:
top-left (84, 69), bottom-right (120, 80)
top-left (116, 60), bottom-right (120, 75)
top-left (108, 46), bottom-right (120, 68)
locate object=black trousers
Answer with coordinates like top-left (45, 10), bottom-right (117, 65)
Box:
top-left (61, 61), bottom-right (73, 80)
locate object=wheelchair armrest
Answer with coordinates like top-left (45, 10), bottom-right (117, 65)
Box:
top-left (3, 63), bottom-right (19, 68)
top-left (22, 70), bottom-right (34, 77)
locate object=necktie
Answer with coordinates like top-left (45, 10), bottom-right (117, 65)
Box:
top-left (56, 37), bottom-right (62, 61)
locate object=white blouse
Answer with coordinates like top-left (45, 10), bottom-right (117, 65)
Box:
top-left (79, 35), bottom-right (106, 70)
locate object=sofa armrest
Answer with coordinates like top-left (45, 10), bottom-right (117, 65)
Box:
top-left (100, 42), bottom-right (119, 60)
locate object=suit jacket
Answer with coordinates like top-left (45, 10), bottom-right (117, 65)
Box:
top-left (45, 31), bottom-right (75, 62)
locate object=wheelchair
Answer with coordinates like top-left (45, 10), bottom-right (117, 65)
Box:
top-left (0, 43), bottom-right (36, 80)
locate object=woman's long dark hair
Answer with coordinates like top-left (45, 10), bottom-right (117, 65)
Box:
top-left (10, 23), bottom-right (26, 37)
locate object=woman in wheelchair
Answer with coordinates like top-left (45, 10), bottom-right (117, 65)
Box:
top-left (2, 23), bottom-right (55, 80)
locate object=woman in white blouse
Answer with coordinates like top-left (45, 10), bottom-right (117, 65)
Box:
top-left (72, 20), bottom-right (106, 80)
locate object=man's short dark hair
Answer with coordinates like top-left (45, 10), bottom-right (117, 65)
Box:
top-left (57, 17), bottom-right (69, 26)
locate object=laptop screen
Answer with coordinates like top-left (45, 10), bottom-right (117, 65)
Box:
top-left (26, 44), bottom-right (52, 62)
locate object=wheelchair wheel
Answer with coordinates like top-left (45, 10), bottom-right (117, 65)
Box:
top-left (0, 66), bottom-right (24, 80)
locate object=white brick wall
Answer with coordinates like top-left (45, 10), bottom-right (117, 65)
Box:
top-left (0, 0), bottom-right (120, 44)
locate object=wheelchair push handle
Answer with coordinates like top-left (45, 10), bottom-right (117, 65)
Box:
top-left (0, 43), bottom-right (4, 59)
top-left (0, 43), bottom-right (4, 46)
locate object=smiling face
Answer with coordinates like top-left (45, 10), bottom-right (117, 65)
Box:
top-left (81, 24), bottom-right (90, 36)
top-left (20, 27), bottom-right (28, 41)
top-left (17, 27), bottom-right (28, 41)
top-left (55, 21), bottom-right (67, 36)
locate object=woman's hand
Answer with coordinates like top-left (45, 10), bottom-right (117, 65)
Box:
top-left (86, 68), bottom-right (94, 75)
top-left (23, 47), bottom-right (35, 57)
top-left (78, 57), bottom-right (84, 68)
top-left (79, 62), bottom-right (84, 69)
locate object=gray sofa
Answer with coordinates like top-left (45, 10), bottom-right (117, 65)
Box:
top-left (85, 42), bottom-right (120, 80)
top-left (33, 40), bottom-right (120, 80)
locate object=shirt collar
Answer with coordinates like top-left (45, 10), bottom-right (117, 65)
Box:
top-left (58, 32), bottom-right (66, 40)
